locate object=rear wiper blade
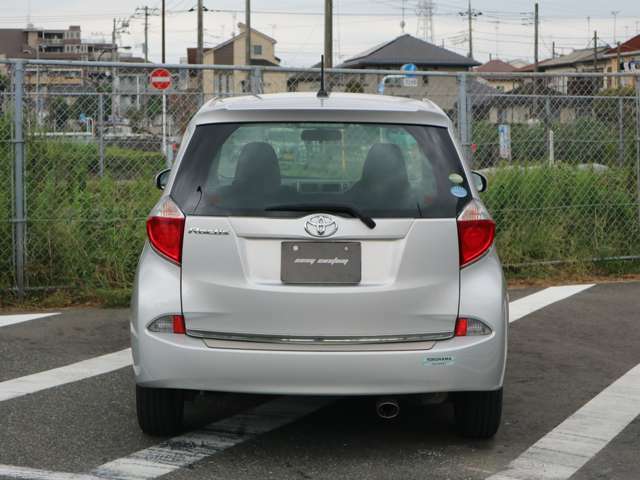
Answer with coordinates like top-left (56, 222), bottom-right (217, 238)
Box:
top-left (265, 203), bottom-right (376, 229)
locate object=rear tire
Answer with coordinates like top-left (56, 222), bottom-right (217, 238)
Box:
top-left (136, 385), bottom-right (184, 436)
top-left (454, 388), bottom-right (502, 439)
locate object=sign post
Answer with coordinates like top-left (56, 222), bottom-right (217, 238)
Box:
top-left (377, 63), bottom-right (419, 94)
top-left (149, 68), bottom-right (172, 167)
top-left (401, 63), bottom-right (418, 87)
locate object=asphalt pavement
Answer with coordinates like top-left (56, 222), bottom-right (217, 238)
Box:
top-left (0, 281), bottom-right (638, 480)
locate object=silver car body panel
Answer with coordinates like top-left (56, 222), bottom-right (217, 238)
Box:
top-left (181, 216), bottom-right (460, 337)
top-left (131, 92), bottom-right (508, 395)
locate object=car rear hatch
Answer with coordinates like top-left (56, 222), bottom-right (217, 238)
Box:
top-left (172, 121), bottom-right (469, 343)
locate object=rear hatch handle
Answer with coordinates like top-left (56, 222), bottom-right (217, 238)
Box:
top-left (265, 203), bottom-right (376, 229)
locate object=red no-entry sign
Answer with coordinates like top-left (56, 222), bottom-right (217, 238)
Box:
top-left (149, 68), bottom-right (172, 90)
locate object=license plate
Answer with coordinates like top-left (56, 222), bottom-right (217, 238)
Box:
top-left (281, 241), bottom-right (361, 284)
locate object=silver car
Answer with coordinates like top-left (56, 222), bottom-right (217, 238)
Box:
top-left (131, 92), bottom-right (507, 438)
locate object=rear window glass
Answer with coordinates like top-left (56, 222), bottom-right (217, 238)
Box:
top-left (171, 122), bottom-right (468, 218)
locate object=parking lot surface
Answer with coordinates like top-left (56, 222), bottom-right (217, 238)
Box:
top-left (1, 281), bottom-right (639, 480)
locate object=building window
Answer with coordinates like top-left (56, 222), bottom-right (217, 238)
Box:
top-left (253, 45), bottom-right (262, 55)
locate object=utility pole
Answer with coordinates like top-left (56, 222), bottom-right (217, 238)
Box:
top-left (197, 0), bottom-right (204, 64)
top-left (324, 0), bottom-right (333, 67)
top-left (534, 3), bottom-right (539, 72)
top-left (459, 1), bottom-right (481, 59)
top-left (144, 6), bottom-right (149, 62)
top-left (189, 2), bottom-right (209, 62)
top-left (111, 18), bottom-right (129, 122)
top-left (135, 6), bottom-right (159, 62)
top-left (552, 41), bottom-right (556, 59)
top-left (467, 1), bottom-right (473, 59)
top-left (593, 30), bottom-right (598, 72)
top-left (161, 0), bottom-right (166, 63)
top-left (245, 0), bottom-right (251, 65)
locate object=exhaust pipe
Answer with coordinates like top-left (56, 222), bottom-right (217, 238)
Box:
top-left (375, 398), bottom-right (400, 419)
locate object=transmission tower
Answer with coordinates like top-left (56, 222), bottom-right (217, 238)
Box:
top-left (416, 0), bottom-right (435, 43)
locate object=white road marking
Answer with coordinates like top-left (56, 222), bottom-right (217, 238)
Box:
top-left (0, 312), bottom-right (60, 328)
top-left (487, 362), bottom-right (640, 480)
top-left (0, 465), bottom-right (101, 480)
top-left (91, 396), bottom-right (331, 480)
top-left (0, 349), bottom-right (132, 402)
top-left (509, 284), bottom-right (594, 323)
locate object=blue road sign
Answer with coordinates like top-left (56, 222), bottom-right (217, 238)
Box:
top-left (401, 63), bottom-right (418, 78)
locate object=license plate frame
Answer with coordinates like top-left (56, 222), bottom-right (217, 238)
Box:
top-left (281, 241), bottom-right (362, 285)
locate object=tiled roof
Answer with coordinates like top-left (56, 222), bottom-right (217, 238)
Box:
top-left (337, 34), bottom-right (480, 68)
top-left (475, 59), bottom-right (517, 73)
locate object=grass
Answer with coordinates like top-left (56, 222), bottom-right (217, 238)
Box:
top-left (482, 164), bottom-right (640, 272)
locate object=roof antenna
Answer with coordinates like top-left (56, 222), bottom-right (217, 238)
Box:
top-left (317, 54), bottom-right (329, 98)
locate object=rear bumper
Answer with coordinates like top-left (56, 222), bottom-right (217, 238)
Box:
top-left (132, 328), bottom-right (506, 395)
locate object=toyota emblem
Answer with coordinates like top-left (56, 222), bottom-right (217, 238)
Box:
top-left (304, 215), bottom-right (338, 237)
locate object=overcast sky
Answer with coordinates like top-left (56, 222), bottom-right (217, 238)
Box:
top-left (2, 0), bottom-right (640, 66)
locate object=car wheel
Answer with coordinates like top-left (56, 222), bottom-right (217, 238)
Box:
top-left (453, 388), bottom-right (502, 439)
top-left (136, 385), bottom-right (184, 436)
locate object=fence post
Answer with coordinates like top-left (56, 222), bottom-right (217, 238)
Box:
top-left (98, 93), bottom-right (105, 177)
top-left (12, 60), bottom-right (26, 298)
top-left (545, 96), bottom-right (552, 162)
top-left (457, 73), bottom-right (470, 163)
top-left (618, 96), bottom-right (624, 166)
top-left (250, 67), bottom-right (263, 95)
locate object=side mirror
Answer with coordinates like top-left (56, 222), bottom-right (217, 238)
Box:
top-left (155, 168), bottom-right (171, 190)
top-left (471, 171), bottom-right (488, 192)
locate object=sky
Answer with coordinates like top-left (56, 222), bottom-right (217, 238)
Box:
top-left (2, 0), bottom-right (640, 67)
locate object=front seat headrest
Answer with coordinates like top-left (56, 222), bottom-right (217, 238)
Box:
top-left (359, 143), bottom-right (409, 192)
top-left (233, 142), bottom-right (281, 191)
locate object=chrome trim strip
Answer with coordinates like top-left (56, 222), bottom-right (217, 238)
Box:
top-left (186, 330), bottom-right (453, 344)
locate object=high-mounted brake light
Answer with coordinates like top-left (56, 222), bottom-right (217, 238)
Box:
top-left (456, 199), bottom-right (495, 267)
top-left (146, 197), bottom-right (185, 264)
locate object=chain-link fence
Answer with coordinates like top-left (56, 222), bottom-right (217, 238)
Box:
top-left (1, 58), bottom-right (639, 297)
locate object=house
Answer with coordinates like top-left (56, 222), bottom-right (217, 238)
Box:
top-left (604, 34), bottom-right (640, 89)
top-left (518, 47), bottom-right (610, 95)
top-left (191, 23), bottom-right (287, 98)
top-left (474, 59), bottom-right (519, 92)
top-left (476, 83), bottom-right (577, 125)
top-left (289, 34), bottom-right (480, 111)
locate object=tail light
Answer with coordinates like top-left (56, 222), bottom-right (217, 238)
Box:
top-left (148, 314), bottom-right (186, 334)
top-left (454, 317), bottom-right (491, 336)
top-left (457, 199), bottom-right (495, 267)
top-left (146, 197), bottom-right (185, 265)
